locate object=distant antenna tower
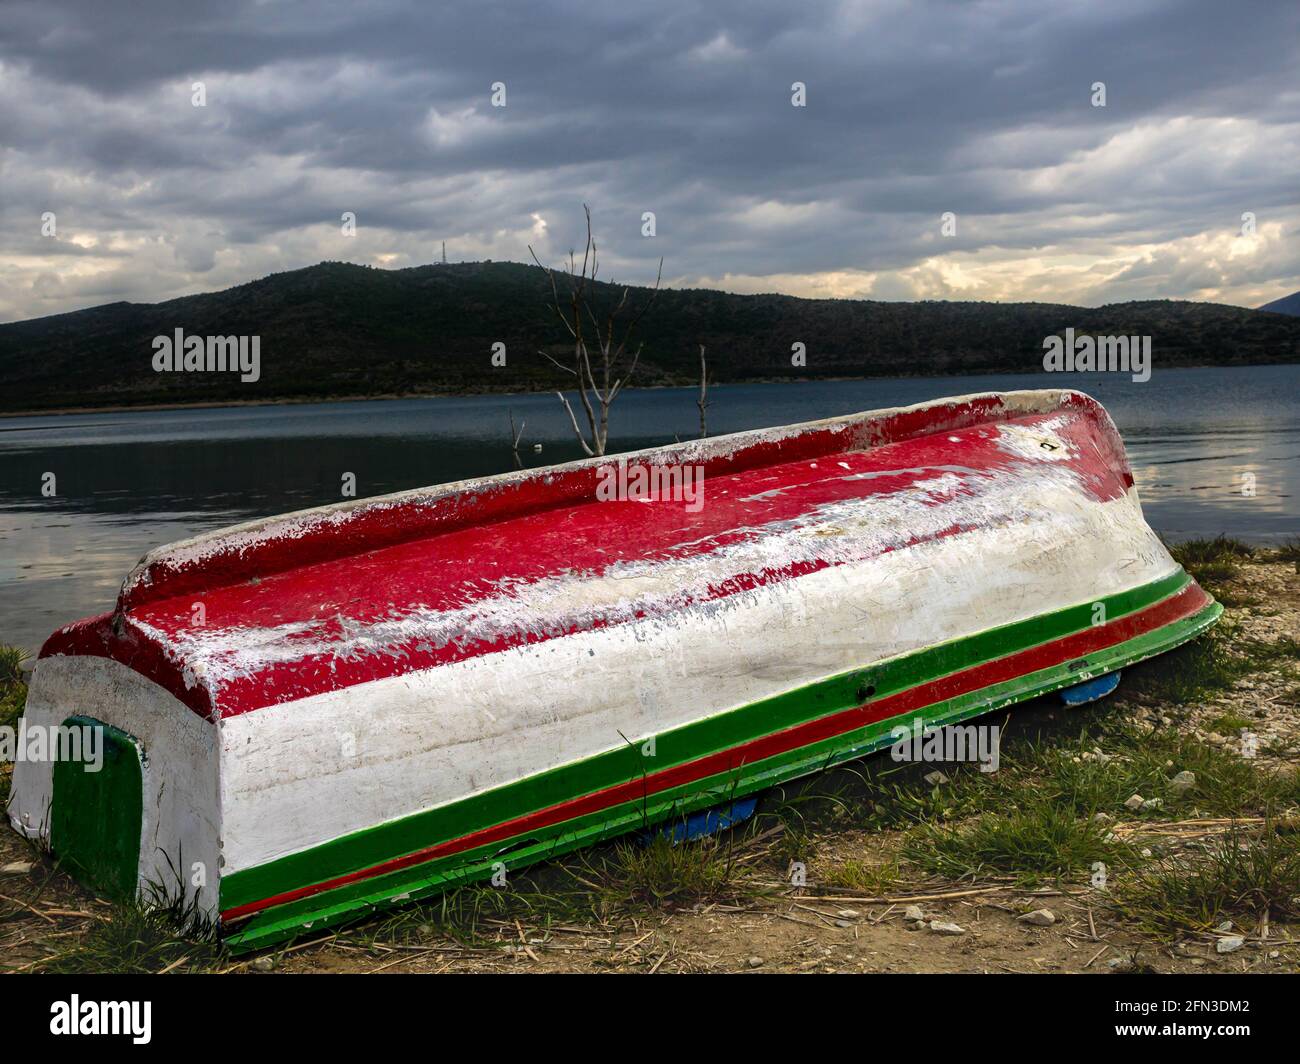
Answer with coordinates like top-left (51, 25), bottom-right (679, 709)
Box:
top-left (441, 241), bottom-right (447, 264)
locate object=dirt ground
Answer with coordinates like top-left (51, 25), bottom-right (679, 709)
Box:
top-left (2, 558), bottom-right (1297, 975)
top-left (270, 846), bottom-right (1298, 975)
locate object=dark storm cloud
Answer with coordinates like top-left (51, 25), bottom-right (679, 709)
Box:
top-left (1, 0), bottom-right (1297, 320)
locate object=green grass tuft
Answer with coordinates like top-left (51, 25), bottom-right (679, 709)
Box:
top-left (820, 856), bottom-right (900, 894)
top-left (0, 645), bottom-right (29, 804)
top-left (39, 889), bottom-right (224, 974)
top-left (1167, 535), bottom-right (1255, 569)
top-left (591, 833), bottom-right (752, 911)
top-left (364, 872), bottom-right (600, 947)
top-left (1273, 536), bottom-right (1300, 563)
top-left (0, 644), bottom-right (27, 728)
top-left (1167, 535), bottom-right (1257, 598)
top-left (902, 797), bottom-right (1123, 885)
top-left (1113, 819), bottom-right (1300, 938)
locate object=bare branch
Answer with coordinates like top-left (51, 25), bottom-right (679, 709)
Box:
top-left (608, 342), bottom-right (644, 403)
top-left (528, 244), bottom-right (577, 340)
top-left (698, 344), bottom-right (710, 439)
top-left (538, 348), bottom-right (578, 376)
top-left (556, 392), bottom-right (594, 456)
top-left (508, 410), bottom-right (527, 469)
top-left (532, 207), bottom-right (663, 456)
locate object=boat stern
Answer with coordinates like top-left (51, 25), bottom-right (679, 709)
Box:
top-left (7, 623), bottom-right (222, 920)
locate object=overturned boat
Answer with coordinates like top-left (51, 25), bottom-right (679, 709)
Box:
top-left (8, 390), bottom-right (1219, 950)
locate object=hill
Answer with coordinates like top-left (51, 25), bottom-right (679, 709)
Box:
top-left (1259, 290), bottom-right (1300, 316)
top-left (3, 260), bottom-right (1299, 412)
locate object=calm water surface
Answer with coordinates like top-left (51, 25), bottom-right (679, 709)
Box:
top-left (1, 365), bottom-right (1296, 654)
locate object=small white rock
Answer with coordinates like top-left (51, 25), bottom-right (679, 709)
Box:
top-left (252, 955), bottom-right (276, 972)
top-left (1017, 908), bottom-right (1056, 927)
top-left (1124, 794), bottom-right (1145, 812)
top-left (929, 920), bottom-right (966, 936)
top-left (1170, 770), bottom-right (1196, 795)
top-left (1215, 920), bottom-right (1234, 932)
top-left (1215, 936), bottom-right (1245, 955)
top-left (746, 956), bottom-right (764, 969)
top-left (837, 909), bottom-right (860, 919)
top-left (903, 904), bottom-right (926, 922)
top-left (1, 861), bottom-right (34, 875)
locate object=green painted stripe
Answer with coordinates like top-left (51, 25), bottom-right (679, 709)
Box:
top-left (222, 570), bottom-right (1192, 913)
top-left (225, 597), bottom-right (1218, 952)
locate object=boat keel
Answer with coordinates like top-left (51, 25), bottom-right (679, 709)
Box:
top-left (1058, 670), bottom-right (1122, 707)
top-left (649, 796), bottom-right (759, 845)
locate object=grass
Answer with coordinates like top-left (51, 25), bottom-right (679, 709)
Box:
top-left (363, 872), bottom-right (601, 947)
top-left (1205, 712), bottom-right (1253, 734)
top-left (1120, 624), bottom-right (1245, 704)
top-left (0, 644), bottom-right (27, 727)
top-left (1114, 618), bottom-right (1299, 705)
top-left (1113, 820), bottom-right (1300, 938)
top-left (359, 826), bottom-right (761, 948)
top-left (1167, 535), bottom-right (1255, 571)
top-left (0, 645), bottom-right (28, 804)
top-left (820, 856), bottom-right (900, 894)
top-left (1273, 536), bottom-right (1300, 563)
top-left (588, 832), bottom-right (755, 911)
top-left (753, 651), bottom-right (1300, 894)
top-left (1241, 633), bottom-right (1300, 666)
top-left (38, 885), bottom-right (225, 974)
top-left (902, 796), bottom-right (1121, 885)
top-left (1166, 535), bottom-right (1258, 603)
top-left (785, 722), bottom-right (1295, 837)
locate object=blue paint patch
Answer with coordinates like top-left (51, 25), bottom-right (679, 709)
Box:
top-left (650, 796), bottom-right (759, 845)
top-left (1059, 670), bottom-right (1121, 706)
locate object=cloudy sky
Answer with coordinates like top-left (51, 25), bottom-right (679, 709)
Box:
top-left (1, 0), bottom-right (1298, 323)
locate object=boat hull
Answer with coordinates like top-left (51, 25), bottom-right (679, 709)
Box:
top-left (7, 389), bottom-right (1219, 950)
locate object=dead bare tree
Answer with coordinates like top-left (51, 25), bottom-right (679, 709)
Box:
top-left (697, 344), bottom-right (710, 439)
top-left (508, 409), bottom-right (526, 469)
top-left (529, 205), bottom-right (663, 456)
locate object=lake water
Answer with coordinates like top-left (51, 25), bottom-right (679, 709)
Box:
top-left (1, 365), bottom-right (1296, 655)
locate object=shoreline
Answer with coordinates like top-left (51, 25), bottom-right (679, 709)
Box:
top-left (0, 360), bottom-right (1291, 419)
